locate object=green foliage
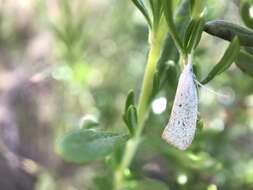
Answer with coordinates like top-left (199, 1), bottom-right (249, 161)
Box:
top-left (190, 0), bottom-right (205, 19)
top-left (131, 0), bottom-right (152, 28)
top-left (184, 17), bottom-right (205, 53)
top-left (123, 90), bottom-right (137, 135)
top-left (125, 105), bottom-right (138, 136)
top-left (131, 0), bottom-right (164, 31)
top-left (4, 0), bottom-right (253, 189)
top-left (124, 90), bottom-right (135, 115)
top-left (201, 37), bottom-right (240, 84)
top-left (55, 129), bottom-right (128, 164)
top-left (240, 0), bottom-right (253, 29)
top-left (204, 20), bottom-right (253, 47)
top-left (51, 0), bottom-right (86, 63)
top-left (50, 0), bottom-right (253, 189)
top-left (157, 0), bottom-right (191, 93)
top-left (236, 50), bottom-right (253, 77)
top-left (149, 0), bottom-right (163, 31)
top-left (163, 0), bottom-right (184, 53)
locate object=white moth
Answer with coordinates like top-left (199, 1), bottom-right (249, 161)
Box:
top-left (162, 59), bottom-right (198, 150)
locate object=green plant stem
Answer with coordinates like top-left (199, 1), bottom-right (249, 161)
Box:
top-left (113, 31), bottom-right (164, 190)
top-left (137, 40), bottom-right (161, 129)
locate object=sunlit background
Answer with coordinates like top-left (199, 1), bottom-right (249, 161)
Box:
top-left (0, 0), bottom-right (253, 189)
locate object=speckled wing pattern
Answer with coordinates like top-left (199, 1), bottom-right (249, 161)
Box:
top-left (162, 62), bottom-right (198, 150)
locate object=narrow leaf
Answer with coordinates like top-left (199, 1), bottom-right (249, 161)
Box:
top-left (124, 90), bottom-right (135, 114)
top-left (126, 105), bottom-right (138, 135)
top-left (123, 90), bottom-right (136, 134)
top-left (149, 0), bottom-right (163, 30)
top-left (157, 0), bottom-right (191, 80)
top-left (240, 0), bottom-right (253, 30)
top-left (131, 0), bottom-right (152, 28)
top-left (235, 50), bottom-right (253, 77)
top-left (56, 129), bottom-right (128, 164)
top-left (204, 20), bottom-right (253, 47)
top-left (149, 0), bottom-right (155, 15)
top-left (190, 0), bottom-right (205, 19)
top-left (184, 17), bottom-right (205, 53)
top-left (201, 37), bottom-right (240, 84)
top-left (184, 19), bottom-right (195, 48)
top-left (163, 0), bottom-right (184, 52)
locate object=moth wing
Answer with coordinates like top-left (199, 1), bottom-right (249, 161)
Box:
top-left (162, 66), bottom-right (198, 150)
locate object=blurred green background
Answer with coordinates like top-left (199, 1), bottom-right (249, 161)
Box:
top-left (0, 0), bottom-right (252, 189)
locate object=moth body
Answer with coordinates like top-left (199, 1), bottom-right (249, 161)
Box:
top-left (162, 62), bottom-right (198, 150)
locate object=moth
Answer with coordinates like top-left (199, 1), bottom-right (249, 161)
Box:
top-left (162, 60), bottom-right (198, 150)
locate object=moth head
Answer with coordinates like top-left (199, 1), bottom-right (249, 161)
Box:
top-left (183, 62), bottom-right (193, 74)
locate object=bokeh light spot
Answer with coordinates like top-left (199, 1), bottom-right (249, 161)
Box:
top-left (152, 97), bottom-right (167, 114)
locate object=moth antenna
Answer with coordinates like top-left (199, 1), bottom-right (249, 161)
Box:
top-left (194, 79), bottom-right (229, 99)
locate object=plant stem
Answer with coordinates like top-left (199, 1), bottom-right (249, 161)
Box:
top-left (137, 39), bottom-right (161, 130)
top-left (113, 1), bottom-right (193, 189)
top-left (113, 30), bottom-right (164, 190)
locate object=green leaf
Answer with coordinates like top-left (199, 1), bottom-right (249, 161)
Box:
top-left (184, 19), bottom-right (195, 49)
top-left (149, 0), bottom-right (163, 30)
top-left (163, 0), bottom-right (184, 53)
top-left (240, 0), bottom-right (253, 30)
top-left (126, 105), bottom-right (138, 135)
top-left (157, 0), bottom-right (191, 87)
top-left (56, 129), bottom-right (128, 164)
top-left (184, 17), bottom-right (205, 53)
top-left (204, 20), bottom-right (253, 47)
top-left (235, 50), bottom-right (253, 77)
top-left (201, 37), bottom-right (240, 84)
top-left (131, 0), bottom-right (152, 28)
top-left (123, 90), bottom-right (137, 135)
top-left (190, 0), bottom-right (205, 19)
top-left (124, 90), bottom-right (135, 114)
